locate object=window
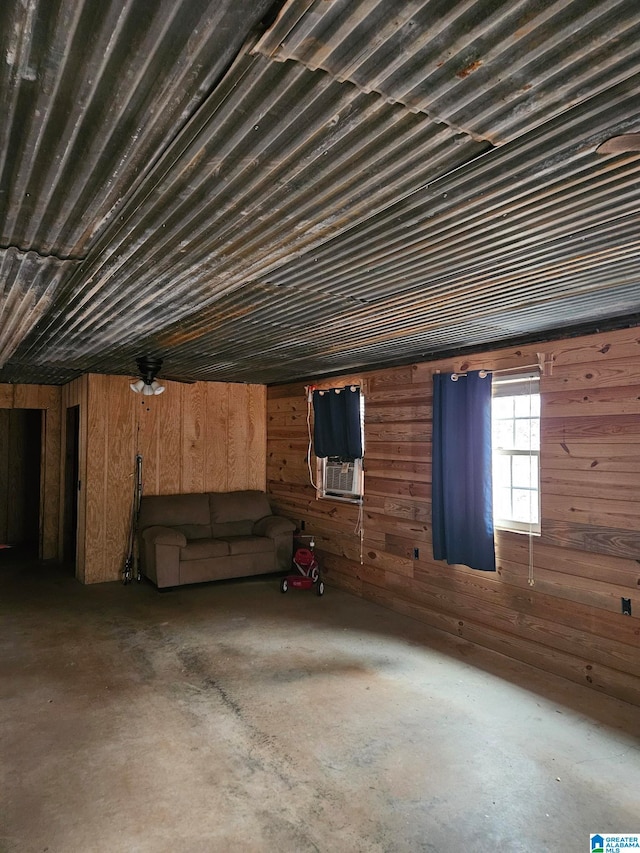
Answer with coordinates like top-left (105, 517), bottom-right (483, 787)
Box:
top-left (491, 372), bottom-right (540, 534)
top-left (314, 388), bottom-right (365, 503)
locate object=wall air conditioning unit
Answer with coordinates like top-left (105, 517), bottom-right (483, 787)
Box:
top-left (324, 457), bottom-right (362, 498)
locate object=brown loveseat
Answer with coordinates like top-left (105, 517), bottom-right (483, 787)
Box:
top-left (137, 490), bottom-right (295, 589)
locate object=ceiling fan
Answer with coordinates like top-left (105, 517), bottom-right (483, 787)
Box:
top-left (130, 356), bottom-right (165, 395)
top-left (129, 355), bottom-right (195, 395)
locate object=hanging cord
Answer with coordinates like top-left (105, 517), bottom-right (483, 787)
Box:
top-left (305, 386), bottom-right (318, 491)
top-left (527, 372), bottom-right (535, 587)
top-left (355, 499), bottom-right (364, 564)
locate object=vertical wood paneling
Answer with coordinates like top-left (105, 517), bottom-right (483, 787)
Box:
top-left (41, 396), bottom-right (61, 557)
top-left (157, 385), bottom-right (182, 495)
top-left (204, 382), bottom-right (229, 492)
top-left (85, 375), bottom-right (108, 582)
top-left (0, 385), bottom-right (14, 407)
top-left (248, 384), bottom-right (267, 491)
top-left (0, 382), bottom-right (61, 559)
top-left (136, 395), bottom-right (160, 495)
top-left (227, 384), bottom-right (250, 491)
top-left (13, 385), bottom-right (41, 408)
top-left (181, 383), bottom-right (205, 493)
top-left (267, 326), bottom-right (640, 707)
top-left (75, 376), bottom-right (266, 583)
top-left (104, 379), bottom-right (135, 584)
top-left (60, 375), bottom-right (89, 576)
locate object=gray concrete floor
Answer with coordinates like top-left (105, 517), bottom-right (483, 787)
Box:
top-left (1, 554), bottom-right (639, 853)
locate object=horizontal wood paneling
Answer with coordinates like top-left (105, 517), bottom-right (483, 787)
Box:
top-left (267, 326), bottom-right (640, 707)
top-left (78, 376), bottom-right (266, 583)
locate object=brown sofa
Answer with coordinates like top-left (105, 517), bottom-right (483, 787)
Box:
top-left (137, 490), bottom-right (295, 589)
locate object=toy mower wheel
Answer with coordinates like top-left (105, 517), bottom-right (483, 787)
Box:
top-left (316, 580), bottom-right (325, 596)
top-left (280, 578), bottom-right (289, 593)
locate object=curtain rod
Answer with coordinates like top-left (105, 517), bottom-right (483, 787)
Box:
top-left (437, 352), bottom-right (553, 380)
top-left (448, 363), bottom-right (541, 380)
top-left (307, 384), bottom-right (361, 393)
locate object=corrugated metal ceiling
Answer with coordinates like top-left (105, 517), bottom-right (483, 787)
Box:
top-left (254, 0), bottom-right (640, 144)
top-left (1, 0), bottom-right (639, 386)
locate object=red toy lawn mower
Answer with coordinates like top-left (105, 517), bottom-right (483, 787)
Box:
top-left (280, 535), bottom-right (324, 596)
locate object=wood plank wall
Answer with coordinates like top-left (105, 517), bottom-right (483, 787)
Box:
top-left (266, 327), bottom-right (640, 707)
top-left (74, 375), bottom-right (266, 584)
top-left (0, 383), bottom-right (61, 558)
top-left (60, 375), bottom-right (89, 579)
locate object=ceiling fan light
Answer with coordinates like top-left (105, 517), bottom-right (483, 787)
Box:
top-left (151, 381), bottom-right (165, 395)
top-left (142, 383), bottom-right (155, 396)
top-left (130, 379), bottom-right (145, 393)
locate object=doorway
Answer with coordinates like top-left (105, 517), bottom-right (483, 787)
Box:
top-left (0, 409), bottom-right (42, 555)
top-left (63, 406), bottom-right (80, 565)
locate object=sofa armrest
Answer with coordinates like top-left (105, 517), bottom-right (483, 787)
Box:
top-left (253, 515), bottom-right (296, 538)
top-left (140, 526), bottom-right (185, 588)
top-left (142, 526), bottom-right (187, 547)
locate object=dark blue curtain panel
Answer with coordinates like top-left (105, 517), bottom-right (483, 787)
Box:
top-left (432, 371), bottom-right (496, 572)
top-left (313, 386), bottom-right (363, 459)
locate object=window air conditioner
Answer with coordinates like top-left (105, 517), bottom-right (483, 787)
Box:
top-left (324, 458), bottom-right (362, 497)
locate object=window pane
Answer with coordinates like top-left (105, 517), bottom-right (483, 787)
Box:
top-left (514, 419), bottom-right (534, 450)
top-left (493, 397), bottom-right (514, 419)
top-left (494, 487), bottom-right (512, 519)
top-left (512, 488), bottom-right (537, 523)
top-left (494, 420), bottom-right (514, 450)
top-left (512, 455), bottom-right (534, 488)
top-left (514, 393), bottom-right (539, 417)
top-left (493, 454), bottom-right (511, 487)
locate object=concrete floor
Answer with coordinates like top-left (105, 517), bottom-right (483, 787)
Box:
top-left (1, 554), bottom-right (639, 853)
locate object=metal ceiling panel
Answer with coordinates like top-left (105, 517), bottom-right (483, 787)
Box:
top-left (254, 0), bottom-right (640, 144)
top-left (11, 50), bottom-right (485, 370)
top-left (247, 72), bottom-right (640, 330)
top-left (108, 71), bottom-right (640, 384)
top-left (0, 248), bottom-right (77, 365)
top-left (0, 0), bottom-right (278, 257)
top-left (1, 0), bottom-right (640, 387)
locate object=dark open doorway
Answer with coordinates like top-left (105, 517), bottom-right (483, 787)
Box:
top-left (0, 409), bottom-right (42, 556)
top-left (63, 406), bottom-right (80, 566)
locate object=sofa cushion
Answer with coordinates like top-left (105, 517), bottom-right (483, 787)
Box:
top-left (138, 493), bottom-right (211, 530)
top-left (180, 539), bottom-right (231, 561)
top-left (173, 523), bottom-right (213, 541)
top-left (209, 519), bottom-right (255, 539)
top-left (222, 536), bottom-right (274, 556)
top-left (208, 490), bottom-right (272, 524)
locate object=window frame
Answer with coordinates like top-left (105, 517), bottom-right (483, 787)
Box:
top-left (317, 392), bottom-right (365, 504)
top-left (491, 371), bottom-right (541, 535)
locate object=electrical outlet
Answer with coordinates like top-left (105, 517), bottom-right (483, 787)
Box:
top-left (413, 547), bottom-right (419, 560)
top-left (621, 597), bottom-right (632, 616)
top-left (301, 520), bottom-right (305, 531)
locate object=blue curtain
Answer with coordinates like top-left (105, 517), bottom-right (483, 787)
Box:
top-left (432, 371), bottom-right (496, 572)
top-left (313, 386), bottom-right (363, 459)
